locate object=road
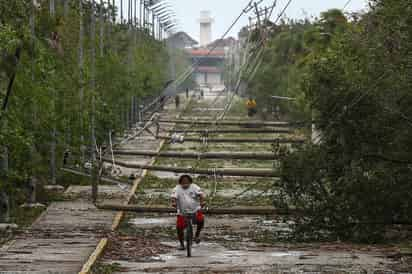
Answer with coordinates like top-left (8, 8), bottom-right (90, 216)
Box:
top-left (0, 96), bottom-right (185, 274)
top-left (93, 90), bottom-right (409, 274)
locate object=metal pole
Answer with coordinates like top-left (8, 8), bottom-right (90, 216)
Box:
top-left (152, 12), bottom-right (155, 37)
top-left (131, 96), bottom-right (135, 127)
top-left (142, 0), bottom-right (146, 29)
top-left (91, 0), bottom-right (98, 203)
top-left (140, 0), bottom-right (143, 27)
top-left (138, 103), bottom-right (142, 124)
top-left (121, 0), bottom-right (124, 23)
top-left (135, 0), bottom-right (137, 26)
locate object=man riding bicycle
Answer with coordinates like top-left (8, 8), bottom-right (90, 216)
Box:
top-left (171, 175), bottom-right (205, 250)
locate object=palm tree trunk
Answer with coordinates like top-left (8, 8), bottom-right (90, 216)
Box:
top-left (99, 0), bottom-right (104, 57)
top-left (120, 0), bottom-right (123, 24)
top-left (50, 0), bottom-right (57, 185)
top-left (50, 0), bottom-right (55, 17)
top-left (0, 191), bottom-right (10, 222)
top-left (1, 147), bottom-right (8, 175)
top-left (79, 0), bottom-right (85, 163)
top-left (112, 0), bottom-right (115, 24)
top-left (64, 0), bottom-right (69, 17)
top-left (134, 0), bottom-right (137, 27)
top-left (90, 0), bottom-right (98, 203)
top-left (50, 127), bottom-right (57, 184)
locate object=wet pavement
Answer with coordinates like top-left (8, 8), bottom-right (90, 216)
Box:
top-left (106, 241), bottom-right (397, 274)
top-left (95, 91), bottom-right (412, 274)
top-left (0, 97), bottom-right (184, 274)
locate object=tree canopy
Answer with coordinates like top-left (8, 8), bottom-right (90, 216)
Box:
top-left (0, 1), bottom-right (181, 192)
top-left (262, 0), bottom-right (412, 242)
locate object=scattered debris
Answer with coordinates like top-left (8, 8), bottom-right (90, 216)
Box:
top-left (102, 232), bottom-right (172, 262)
top-left (20, 203), bottom-right (46, 209)
top-left (0, 223), bottom-right (18, 231)
top-left (44, 185), bottom-right (65, 193)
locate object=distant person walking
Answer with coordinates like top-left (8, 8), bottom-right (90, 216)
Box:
top-left (159, 95), bottom-right (166, 110)
top-left (246, 97), bottom-right (257, 117)
top-left (185, 88), bottom-right (189, 98)
top-left (175, 95), bottom-right (180, 109)
top-left (275, 105), bottom-right (281, 120)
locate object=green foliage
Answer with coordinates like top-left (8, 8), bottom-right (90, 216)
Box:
top-left (246, 9), bottom-right (348, 121)
top-left (0, 24), bottom-right (20, 53)
top-left (0, 1), bottom-right (183, 193)
top-left (248, 20), bottom-right (311, 120)
top-left (277, 0), bottom-right (412, 242)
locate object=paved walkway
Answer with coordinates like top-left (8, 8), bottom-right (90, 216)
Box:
top-left (98, 92), bottom-right (406, 274)
top-left (0, 98), bottom-right (183, 274)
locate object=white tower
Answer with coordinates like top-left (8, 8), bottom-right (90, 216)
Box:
top-left (198, 11), bottom-right (214, 47)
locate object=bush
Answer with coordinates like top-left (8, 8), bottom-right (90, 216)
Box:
top-left (275, 0), bottom-right (412, 242)
top-left (277, 145), bottom-right (412, 243)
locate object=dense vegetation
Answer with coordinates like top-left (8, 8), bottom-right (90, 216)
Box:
top-left (0, 1), bottom-right (181, 210)
top-left (248, 0), bottom-right (412, 242)
top-left (2, 0), bottom-right (411, 244)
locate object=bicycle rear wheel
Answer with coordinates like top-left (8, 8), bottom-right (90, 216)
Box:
top-left (186, 223), bottom-right (193, 257)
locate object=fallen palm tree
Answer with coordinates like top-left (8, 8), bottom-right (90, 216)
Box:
top-left (158, 136), bottom-right (305, 144)
top-left (102, 159), bottom-right (279, 178)
top-left (61, 167), bottom-right (128, 185)
top-left (148, 119), bottom-right (306, 128)
top-left (97, 204), bottom-right (412, 225)
top-left (112, 150), bottom-right (279, 160)
top-left (97, 204), bottom-right (298, 215)
top-left (168, 128), bottom-right (293, 134)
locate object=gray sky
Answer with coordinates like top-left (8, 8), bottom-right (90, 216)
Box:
top-left (114, 1), bottom-right (369, 42)
top-left (170, 0), bottom-right (369, 42)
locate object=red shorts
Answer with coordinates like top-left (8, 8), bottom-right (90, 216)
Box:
top-left (176, 211), bottom-right (204, 229)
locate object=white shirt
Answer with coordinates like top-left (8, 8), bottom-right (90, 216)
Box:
top-left (171, 184), bottom-right (204, 214)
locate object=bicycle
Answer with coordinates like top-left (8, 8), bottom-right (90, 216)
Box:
top-left (181, 212), bottom-right (196, 257)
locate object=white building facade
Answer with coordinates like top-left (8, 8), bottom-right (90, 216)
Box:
top-left (198, 11), bottom-right (214, 47)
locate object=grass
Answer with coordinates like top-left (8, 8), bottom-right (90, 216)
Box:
top-left (138, 174), bottom-right (177, 190)
top-left (118, 212), bottom-right (176, 240)
top-left (91, 262), bottom-right (123, 274)
top-left (155, 157), bottom-right (275, 169)
top-left (111, 95), bottom-right (308, 247)
top-left (227, 97), bottom-right (249, 117)
top-left (58, 172), bottom-right (97, 187)
top-left (9, 206), bottom-right (45, 227)
top-left (0, 205), bottom-right (45, 246)
top-left (133, 173), bottom-right (277, 208)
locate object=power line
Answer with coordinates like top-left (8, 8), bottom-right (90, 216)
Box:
top-left (343, 0), bottom-right (352, 10)
top-left (268, 0), bottom-right (278, 18)
top-left (218, 0), bottom-right (294, 120)
top-left (273, 0), bottom-right (292, 25)
top-left (244, 0), bottom-right (293, 81)
top-left (172, 0), bottom-right (256, 87)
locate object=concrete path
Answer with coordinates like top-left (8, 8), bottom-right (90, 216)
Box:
top-left (107, 214), bottom-right (401, 274)
top-left (95, 92), bottom-right (410, 274)
top-left (0, 98), bottom-right (184, 274)
top-left (108, 241), bottom-right (397, 274)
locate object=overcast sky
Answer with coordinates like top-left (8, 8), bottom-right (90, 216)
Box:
top-left (115, 0), bottom-right (369, 42)
top-left (170, 0), bottom-right (369, 42)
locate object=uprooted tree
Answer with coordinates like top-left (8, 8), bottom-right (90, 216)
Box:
top-left (267, 0), bottom-right (412, 242)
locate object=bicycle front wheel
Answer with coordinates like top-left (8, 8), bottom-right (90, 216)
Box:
top-left (186, 223), bottom-right (193, 257)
